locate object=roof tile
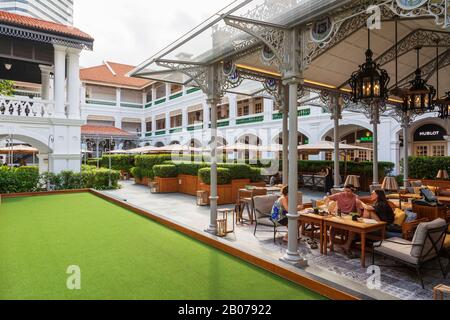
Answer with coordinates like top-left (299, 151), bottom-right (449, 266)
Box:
top-left (0, 10), bottom-right (93, 42)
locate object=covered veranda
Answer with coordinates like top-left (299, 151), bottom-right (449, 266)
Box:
top-left (130, 0), bottom-right (449, 287)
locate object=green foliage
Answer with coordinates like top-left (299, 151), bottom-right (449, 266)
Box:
top-left (0, 166), bottom-right (120, 194)
top-left (100, 155), bottom-right (135, 173)
top-left (0, 166), bottom-right (40, 193)
top-left (153, 165), bottom-right (178, 178)
top-left (173, 162), bottom-right (208, 176)
top-left (199, 167), bottom-right (232, 185)
top-left (249, 167), bottom-right (264, 183)
top-left (134, 154), bottom-right (173, 179)
top-left (86, 158), bottom-right (101, 167)
top-left (408, 156), bottom-right (450, 180)
top-left (0, 80), bottom-right (14, 96)
top-left (217, 163), bottom-right (252, 180)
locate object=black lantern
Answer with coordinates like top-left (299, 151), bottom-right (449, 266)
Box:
top-left (438, 92), bottom-right (450, 119)
top-left (349, 30), bottom-right (390, 104)
top-left (403, 47), bottom-right (436, 114)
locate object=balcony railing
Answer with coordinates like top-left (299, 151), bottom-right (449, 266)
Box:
top-left (0, 96), bottom-right (55, 118)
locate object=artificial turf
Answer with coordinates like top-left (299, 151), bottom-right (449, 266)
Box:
top-left (0, 193), bottom-right (325, 300)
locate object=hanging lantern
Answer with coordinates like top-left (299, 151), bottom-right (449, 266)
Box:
top-left (349, 30), bottom-right (390, 104)
top-left (438, 92), bottom-right (450, 119)
top-left (403, 47), bottom-right (436, 114)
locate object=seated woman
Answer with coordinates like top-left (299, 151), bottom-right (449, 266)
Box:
top-left (342, 190), bottom-right (394, 257)
top-left (271, 186), bottom-right (303, 242)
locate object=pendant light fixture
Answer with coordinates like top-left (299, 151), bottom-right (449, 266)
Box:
top-left (349, 28), bottom-right (390, 104)
top-left (403, 47), bottom-right (436, 114)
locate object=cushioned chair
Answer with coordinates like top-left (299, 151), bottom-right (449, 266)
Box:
top-left (372, 219), bottom-right (448, 288)
top-left (253, 195), bottom-right (283, 243)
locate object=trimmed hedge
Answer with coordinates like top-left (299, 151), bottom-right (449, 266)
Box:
top-left (173, 161), bottom-right (208, 176)
top-left (0, 166), bottom-right (40, 193)
top-left (100, 155), bottom-right (135, 173)
top-left (0, 166), bottom-right (120, 194)
top-left (153, 165), bottom-right (178, 178)
top-left (249, 167), bottom-right (264, 183)
top-left (408, 156), bottom-right (450, 180)
top-left (199, 167), bottom-right (232, 185)
top-left (134, 154), bottom-right (173, 179)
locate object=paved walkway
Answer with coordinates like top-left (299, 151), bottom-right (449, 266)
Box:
top-left (103, 181), bottom-right (449, 300)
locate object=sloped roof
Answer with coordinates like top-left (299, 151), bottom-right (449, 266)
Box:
top-left (81, 125), bottom-right (136, 138)
top-left (0, 10), bottom-right (93, 42)
top-left (80, 61), bottom-right (152, 89)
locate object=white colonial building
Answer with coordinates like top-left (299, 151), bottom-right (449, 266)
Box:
top-left (0, 10), bottom-right (93, 173)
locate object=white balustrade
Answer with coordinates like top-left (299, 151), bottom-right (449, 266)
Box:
top-left (0, 96), bottom-right (56, 118)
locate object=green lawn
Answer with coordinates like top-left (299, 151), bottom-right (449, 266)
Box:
top-left (0, 193), bottom-right (325, 300)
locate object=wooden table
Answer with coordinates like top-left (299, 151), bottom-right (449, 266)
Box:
top-left (324, 216), bottom-right (387, 268)
top-left (298, 211), bottom-right (328, 254)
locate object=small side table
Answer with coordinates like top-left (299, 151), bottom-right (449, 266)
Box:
top-left (434, 284), bottom-right (450, 300)
top-left (217, 208), bottom-right (235, 235)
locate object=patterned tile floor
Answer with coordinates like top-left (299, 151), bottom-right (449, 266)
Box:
top-left (104, 181), bottom-right (450, 300)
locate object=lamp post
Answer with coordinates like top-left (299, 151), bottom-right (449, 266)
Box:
top-left (47, 134), bottom-right (54, 191)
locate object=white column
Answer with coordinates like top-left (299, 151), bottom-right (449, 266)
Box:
top-left (116, 88), bottom-right (121, 107)
top-left (115, 117), bottom-right (122, 129)
top-left (39, 65), bottom-right (53, 100)
top-left (141, 121), bottom-right (146, 139)
top-left (151, 86), bottom-right (157, 102)
top-left (166, 113), bottom-right (171, 131)
top-left (182, 108), bottom-right (188, 131)
top-left (332, 98), bottom-right (341, 188)
top-left (67, 48), bottom-right (81, 119)
top-left (228, 94), bottom-right (237, 126)
top-left (152, 117), bottom-right (157, 136)
top-left (203, 100), bottom-right (210, 129)
top-left (282, 87), bottom-right (289, 185)
top-left (263, 98), bottom-right (273, 122)
top-left (372, 106), bottom-right (380, 186)
top-left (53, 45), bottom-right (67, 118)
top-left (206, 97), bottom-right (220, 234)
top-left (391, 141), bottom-right (400, 176)
top-left (282, 76), bottom-right (302, 263)
top-left (165, 83), bottom-right (171, 99)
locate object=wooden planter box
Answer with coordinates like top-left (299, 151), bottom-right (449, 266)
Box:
top-left (135, 176), bottom-right (149, 186)
top-left (415, 179), bottom-right (450, 189)
top-left (199, 182), bottom-right (233, 205)
top-left (178, 175), bottom-right (200, 196)
top-left (231, 179), bottom-right (251, 204)
top-left (155, 177), bottom-right (179, 193)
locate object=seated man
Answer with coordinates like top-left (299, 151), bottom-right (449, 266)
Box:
top-left (325, 185), bottom-right (363, 255)
top-left (325, 184), bottom-right (361, 215)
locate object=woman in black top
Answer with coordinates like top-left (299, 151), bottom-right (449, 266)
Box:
top-left (342, 190), bottom-right (394, 257)
top-left (360, 190), bottom-right (395, 224)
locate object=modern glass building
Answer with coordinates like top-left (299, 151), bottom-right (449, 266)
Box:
top-left (0, 0), bottom-right (73, 25)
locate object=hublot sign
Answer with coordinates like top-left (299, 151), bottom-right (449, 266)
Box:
top-left (414, 124), bottom-right (447, 142)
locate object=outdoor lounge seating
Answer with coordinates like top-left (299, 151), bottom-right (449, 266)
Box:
top-left (372, 219), bottom-right (448, 288)
top-left (253, 195), bottom-right (282, 243)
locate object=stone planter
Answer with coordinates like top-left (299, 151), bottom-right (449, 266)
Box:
top-left (155, 177), bottom-right (179, 193)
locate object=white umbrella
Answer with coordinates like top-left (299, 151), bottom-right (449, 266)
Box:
top-left (218, 143), bottom-right (261, 152)
top-left (107, 149), bottom-right (132, 154)
top-left (297, 141), bottom-right (372, 154)
top-left (0, 145), bottom-right (38, 154)
top-left (126, 146), bottom-right (160, 154)
top-left (156, 145), bottom-right (203, 153)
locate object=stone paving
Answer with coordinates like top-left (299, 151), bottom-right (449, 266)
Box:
top-left (103, 181), bottom-right (450, 300)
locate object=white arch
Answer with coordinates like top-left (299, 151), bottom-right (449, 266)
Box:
top-left (271, 130), bottom-right (312, 144)
top-left (0, 127), bottom-right (53, 153)
top-left (318, 118), bottom-right (372, 141)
